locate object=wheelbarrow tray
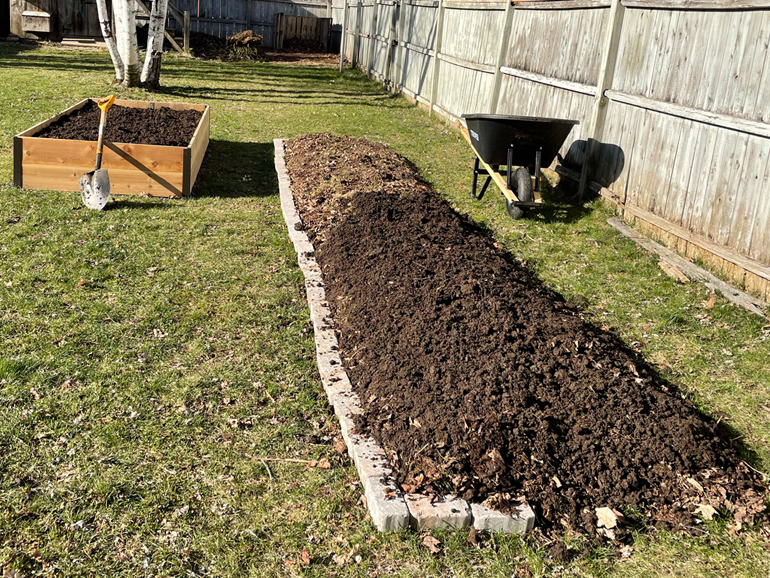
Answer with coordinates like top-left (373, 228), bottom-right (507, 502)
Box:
top-left (462, 114), bottom-right (578, 168)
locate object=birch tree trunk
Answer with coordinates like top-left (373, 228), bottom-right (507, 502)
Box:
top-left (140, 0), bottom-right (170, 88)
top-left (95, 0), bottom-right (124, 83)
top-left (113, 0), bottom-right (142, 87)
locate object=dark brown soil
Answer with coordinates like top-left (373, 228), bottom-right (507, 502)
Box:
top-left (284, 134), bottom-right (767, 538)
top-left (36, 100), bottom-right (203, 147)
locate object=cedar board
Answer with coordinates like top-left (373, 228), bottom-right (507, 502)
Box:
top-left (13, 98), bottom-right (210, 198)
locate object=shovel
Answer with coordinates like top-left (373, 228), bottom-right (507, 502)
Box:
top-left (79, 94), bottom-right (116, 210)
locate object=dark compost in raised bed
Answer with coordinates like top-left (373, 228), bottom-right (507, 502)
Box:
top-left (37, 100), bottom-right (203, 147)
top-left (284, 134), bottom-right (766, 538)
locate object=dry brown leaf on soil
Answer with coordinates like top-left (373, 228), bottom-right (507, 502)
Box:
top-left (422, 534), bottom-right (442, 555)
top-left (695, 504), bottom-right (718, 520)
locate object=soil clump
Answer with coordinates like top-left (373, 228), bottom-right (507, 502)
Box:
top-left (37, 100), bottom-right (203, 146)
top-left (284, 134), bottom-right (767, 538)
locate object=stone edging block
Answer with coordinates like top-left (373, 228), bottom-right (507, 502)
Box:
top-left (273, 139), bottom-right (534, 535)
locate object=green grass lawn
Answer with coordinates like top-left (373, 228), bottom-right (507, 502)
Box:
top-left (0, 43), bottom-right (768, 577)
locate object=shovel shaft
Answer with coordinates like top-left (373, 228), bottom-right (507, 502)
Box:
top-left (95, 109), bottom-right (107, 171)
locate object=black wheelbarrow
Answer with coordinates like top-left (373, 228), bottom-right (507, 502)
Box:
top-left (459, 114), bottom-right (579, 219)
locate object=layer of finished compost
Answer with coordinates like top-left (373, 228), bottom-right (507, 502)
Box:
top-left (37, 100), bottom-right (203, 147)
top-left (284, 134), bottom-right (766, 537)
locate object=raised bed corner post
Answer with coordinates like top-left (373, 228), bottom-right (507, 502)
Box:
top-left (367, 0), bottom-right (378, 79)
top-left (577, 0), bottom-right (625, 201)
top-left (428, 0), bottom-right (446, 117)
top-left (490, 0), bottom-right (514, 114)
top-left (339, 0), bottom-right (348, 72)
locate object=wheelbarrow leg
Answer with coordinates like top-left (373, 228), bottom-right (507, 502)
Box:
top-left (472, 157), bottom-right (480, 198)
top-left (478, 175), bottom-right (492, 200)
top-left (534, 147), bottom-right (542, 192)
top-left (506, 145), bottom-right (514, 191)
top-left (472, 157), bottom-right (493, 200)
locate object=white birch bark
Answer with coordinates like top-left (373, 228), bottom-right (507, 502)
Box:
top-left (95, 0), bottom-right (124, 82)
top-left (140, 0), bottom-right (170, 86)
top-left (114, 0), bottom-right (141, 87)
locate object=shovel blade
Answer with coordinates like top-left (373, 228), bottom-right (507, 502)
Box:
top-left (79, 168), bottom-right (111, 210)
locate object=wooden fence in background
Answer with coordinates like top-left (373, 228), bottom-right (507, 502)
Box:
top-left (167, 0), bottom-right (332, 46)
top-left (274, 13), bottom-right (332, 48)
top-left (334, 0), bottom-right (770, 301)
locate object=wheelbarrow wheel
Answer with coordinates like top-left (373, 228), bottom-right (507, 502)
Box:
top-left (515, 167), bottom-right (534, 203)
top-left (506, 168), bottom-right (533, 220)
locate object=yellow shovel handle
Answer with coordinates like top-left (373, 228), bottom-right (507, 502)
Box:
top-left (97, 94), bottom-right (116, 113)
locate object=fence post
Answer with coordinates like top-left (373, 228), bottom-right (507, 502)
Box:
top-left (183, 10), bottom-right (190, 52)
top-left (578, 0), bottom-right (625, 200)
top-left (352, 0), bottom-right (361, 67)
top-left (489, 0), bottom-right (514, 114)
top-left (385, 0), bottom-right (398, 89)
top-left (395, 0), bottom-right (407, 92)
top-left (428, 0), bottom-right (445, 117)
top-left (339, 0), bottom-right (348, 72)
top-left (367, 0), bottom-right (378, 78)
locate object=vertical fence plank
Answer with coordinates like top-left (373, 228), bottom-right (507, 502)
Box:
top-left (490, 0), bottom-right (514, 114)
top-left (367, 0), bottom-right (378, 77)
top-left (428, 0), bottom-right (445, 116)
top-left (578, 0), bottom-right (625, 199)
top-left (340, 0), bottom-right (348, 71)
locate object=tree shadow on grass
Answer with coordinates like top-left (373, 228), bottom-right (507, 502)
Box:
top-left (191, 139), bottom-right (278, 199)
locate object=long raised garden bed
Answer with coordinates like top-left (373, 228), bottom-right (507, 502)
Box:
top-left (13, 98), bottom-right (210, 198)
top-left (277, 133), bottom-right (767, 540)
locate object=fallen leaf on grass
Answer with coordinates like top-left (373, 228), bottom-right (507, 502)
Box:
top-left (703, 292), bottom-right (716, 310)
top-left (422, 534), bottom-right (441, 555)
top-left (695, 504), bottom-right (718, 520)
top-left (299, 547), bottom-right (311, 567)
top-left (333, 436), bottom-right (346, 454)
top-left (618, 545), bottom-right (633, 560)
top-left (317, 458), bottom-right (331, 470)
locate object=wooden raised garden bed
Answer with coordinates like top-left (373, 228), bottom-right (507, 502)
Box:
top-left (13, 99), bottom-right (210, 198)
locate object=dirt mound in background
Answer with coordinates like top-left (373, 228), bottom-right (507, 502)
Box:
top-left (284, 134), bottom-right (767, 538)
top-left (37, 100), bottom-right (202, 147)
top-left (189, 31), bottom-right (263, 61)
top-left (227, 29), bottom-right (262, 47)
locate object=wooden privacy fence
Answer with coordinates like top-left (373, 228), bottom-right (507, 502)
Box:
top-left (274, 14), bottom-right (332, 48)
top-left (167, 0), bottom-right (332, 46)
top-left (335, 0), bottom-right (770, 301)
